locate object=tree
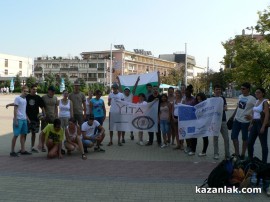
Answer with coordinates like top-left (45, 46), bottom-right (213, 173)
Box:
top-left (256, 6), bottom-right (270, 41)
top-left (13, 74), bottom-right (22, 92)
top-left (160, 66), bottom-right (185, 85)
top-left (26, 75), bottom-right (37, 88)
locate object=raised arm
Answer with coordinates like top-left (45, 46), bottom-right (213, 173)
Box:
top-left (116, 76), bottom-right (122, 92)
top-left (132, 76), bottom-right (140, 95)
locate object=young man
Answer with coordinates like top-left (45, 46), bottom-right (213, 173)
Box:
top-left (145, 83), bottom-right (153, 101)
top-left (40, 86), bottom-right (58, 152)
top-left (6, 84), bottom-right (46, 153)
top-left (146, 85), bottom-right (161, 146)
top-left (117, 76), bottom-right (140, 142)
top-left (10, 86), bottom-right (31, 157)
top-left (39, 118), bottom-right (64, 159)
top-left (108, 83), bottom-right (124, 146)
top-left (230, 82), bottom-right (256, 160)
top-left (81, 114), bottom-right (105, 153)
top-left (212, 84), bottom-right (230, 160)
top-left (68, 80), bottom-right (86, 127)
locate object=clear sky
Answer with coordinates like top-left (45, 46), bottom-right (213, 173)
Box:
top-left (0, 0), bottom-right (269, 71)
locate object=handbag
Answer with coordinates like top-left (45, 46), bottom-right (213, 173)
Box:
top-left (227, 118), bottom-right (234, 130)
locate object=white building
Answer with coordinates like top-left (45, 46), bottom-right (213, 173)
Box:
top-left (0, 53), bottom-right (33, 81)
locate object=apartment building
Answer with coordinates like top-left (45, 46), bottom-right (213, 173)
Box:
top-left (34, 49), bottom-right (177, 85)
top-left (0, 53), bottom-right (33, 82)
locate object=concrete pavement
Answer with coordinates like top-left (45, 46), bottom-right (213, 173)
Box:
top-left (0, 94), bottom-right (269, 201)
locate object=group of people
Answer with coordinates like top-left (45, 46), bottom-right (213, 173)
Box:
top-left (1, 86), bottom-right (10, 94)
top-left (7, 79), bottom-right (269, 163)
top-left (7, 81), bottom-right (106, 160)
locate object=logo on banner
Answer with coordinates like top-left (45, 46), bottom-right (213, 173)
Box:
top-left (132, 116), bottom-right (154, 130)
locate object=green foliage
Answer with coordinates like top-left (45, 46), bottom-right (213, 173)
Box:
top-left (222, 6), bottom-right (270, 91)
top-left (26, 76), bottom-right (37, 88)
top-left (160, 68), bottom-right (184, 86)
top-left (13, 74), bottom-right (22, 92)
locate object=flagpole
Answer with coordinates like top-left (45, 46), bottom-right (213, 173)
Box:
top-left (184, 43), bottom-right (187, 86)
top-left (110, 43), bottom-right (112, 87)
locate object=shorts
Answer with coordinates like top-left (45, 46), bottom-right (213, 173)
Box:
top-left (160, 120), bottom-right (170, 135)
top-left (95, 117), bottom-right (104, 126)
top-left (82, 135), bottom-right (97, 146)
top-left (13, 119), bottom-right (28, 136)
top-left (74, 114), bottom-right (84, 126)
top-left (28, 120), bottom-right (40, 133)
top-left (231, 119), bottom-right (249, 141)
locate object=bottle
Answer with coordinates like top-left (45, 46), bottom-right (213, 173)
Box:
top-left (250, 172), bottom-right (257, 188)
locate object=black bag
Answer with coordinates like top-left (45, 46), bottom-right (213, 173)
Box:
top-left (227, 118), bottom-right (234, 130)
top-left (201, 159), bottom-right (234, 188)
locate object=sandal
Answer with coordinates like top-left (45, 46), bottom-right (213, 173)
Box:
top-left (82, 153), bottom-right (87, 160)
top-left (107, 142), bottom-right (113, 146)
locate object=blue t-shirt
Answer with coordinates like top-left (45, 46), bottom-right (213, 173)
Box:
top-left (90, 98), bottom-right (105, 118)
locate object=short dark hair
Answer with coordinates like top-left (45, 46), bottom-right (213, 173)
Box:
top-left (68, 117), bottom-right (77, 124)
top-left (241, 82), bottom-right (251, 89)
top-left (95, 89), bottom-right (102, 96)
top-left (196, 92), bottom-right (207, 102)
top-left (138, 93), bottom-right (146, 98)
top-left (161, 94), bottom-right (168, 99)
top-left (213, 84), bottom-right (222, 90)
top-left (186, 84), bottom-right (193, 93)
top-left (88, 114), bottom-right (95, 120)
top-left (168, 87), bottom-right (174, 90)
top-left (146, 83), bottom-right (152, 87)
top-left (53, 118), bottom-right (61, 128)
top-left (31, 84), bottom-right (38, 89)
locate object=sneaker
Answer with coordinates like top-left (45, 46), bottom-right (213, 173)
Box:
top-left (20, 151), bottom-right (32, 155)
top-left (94, 147), bottom-right (105, 152)
top-left (137, 141), bottom-right (144, 146)
top-left (184, 147), bottom-right (191, 153)
top-left (145, 142), bottom-right (153, 146)
top-left (130, 135), bottom-right (134, 140)
top-left (214, 154), bottom-right (219, 160)
top-left (122, 139), bottom-right (125, 143)
top-left (10, 152), bottom-right (19, 157)
top-left (188, 151), bottom-right (195, 156)
top-left (198, 152), bottom-right (206, 157)
top-left (118, 142), bottom-right (123, 146)
top-left (160, 144), bottom-right (168, 148)
top-left (31, 148), bottom-right (39, 153)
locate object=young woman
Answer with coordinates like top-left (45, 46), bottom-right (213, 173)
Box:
top-left (89, 90), bottom-right (106, 126)
top-left (136, 93), bottom-right (147, 146)
top-left (195, 93), bottom-right (208, 157)
top-left (64, 118), bottom-right (87, 160)
top-left (248, 87), bottom-right (269, 163)
top-left (159, 94), bottom-right (172, 148)
top-left (58, 90), bottom-right (73, 129)
top-left (172, 90), bottom-right (183, 150)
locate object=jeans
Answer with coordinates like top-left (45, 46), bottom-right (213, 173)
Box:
top-left (160, 120), bottom-right (170, 135)
top-left (214, 122), bottom-right (230, 158)
top-left (248, 120), bottom-right (268, 163)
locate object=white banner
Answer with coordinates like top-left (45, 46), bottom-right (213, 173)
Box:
top-left (110, 99), bottom-right (159, 132)
top-left (178, 97), bottom-right (224, 139)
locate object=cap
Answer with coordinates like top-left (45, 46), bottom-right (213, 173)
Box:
top-left (88, 114), bottom-right (95, 120)
top-left (74, 80), bottom-right (81, 86)
top-left (48, 86), bottom-right (56, 92)
top-left (124, 87), bottom-right (130, 91)
top-left (111, 83), bottom-right (119, 89)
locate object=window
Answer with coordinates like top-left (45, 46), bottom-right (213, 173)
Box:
top-left (5, 69), bottom-right (8, 75)
top-left (19, 61), bottom-right (22, 69)
top-left (89, 63), bottom-right (97, 68)
top-left (19, 71), bottom-right (22, 76)
top-left (5, 59), bottom-right (8, 67)
top-left (97, 63), bottom-right (104, 70)
top-left (98, 73), bottom-right (104, 78)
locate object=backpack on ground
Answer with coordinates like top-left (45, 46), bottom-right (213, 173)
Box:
top-left (200, 159), bottom-right (233, 188)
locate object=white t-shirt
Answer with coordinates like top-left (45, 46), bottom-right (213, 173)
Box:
top-left (235, 94), bottom-right (256, 123)
top-left (14, 96), bottom-right (27, 120)
top-left (123, 93), bottom-right (133, 103)
top-left (81, 120), bottom-right (100, 137)
top-left (108, 92), bottom-right (124, 112)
